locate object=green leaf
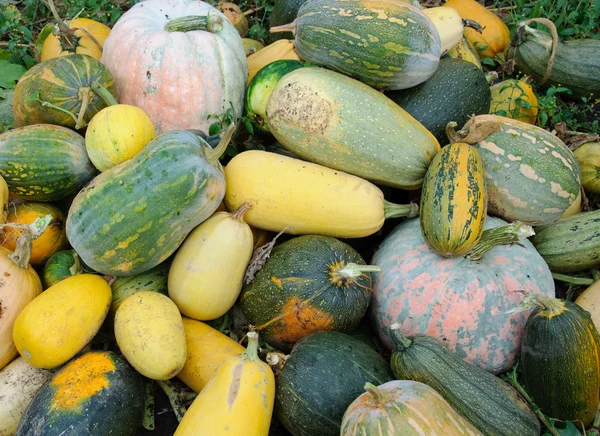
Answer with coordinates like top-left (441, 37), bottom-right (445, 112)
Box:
top-left (515, 98), bottom-right (532, 109)
top-left (35, 23), bottom-right (55, 57)
top-left (539, 111), bottom-right (549, 126)
top-left (208, 121), bottom-right (222, 136)
top-left (481, 58), bottom-right (495, 66)
top-left (496, 109), bottom-right (508, 117)
top-left (0, 60), bottom-right (26, 89)
top-left (243, 119), bottom-right (254, 136)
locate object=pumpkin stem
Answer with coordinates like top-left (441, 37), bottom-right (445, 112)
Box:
top-left (206, 123), bottom-right (236, 163)
top-left (466, 221), bottom-right (534, 261)
top-left (551, 272), bottom-right (594, 286)
top-left (446, 118), bottom-right (502, 144)
top-left (241, 331), bottom-right (261, 362)
top-left (266, 351), bottom-right (289, 375)
top-left (3, 215), bottom-right (52, 269)
top-left (485, 71), bottom-right (499, 84)
top-left (389, 323), bottom-right (412, 350)
top-left (71, 25), bottom-right (103, 52)
top-left (462, 19), bottom-right (484, 33)
top-left (164, 13), bottom-right (224, 33)
top-left (330, 262), bottom-right (381, 287)
top-left (75, 86), bottom-right (92, 130)
top-left (91, 81), bottom-right (118, 106)
top-left (44, 0), bottom-right (72, 36)
top-left (270, 22), bottom-right (297, 36)
top-left (364, 382), bottom-right (391, 405)
top-left (507, 293), bottom-right (565, 318)
top-left (68, 252), bottom-right (84, 276)
top-left (231, 203), bottom-right (252, 222)
top-left (383, 201), bottom-right (419, 220)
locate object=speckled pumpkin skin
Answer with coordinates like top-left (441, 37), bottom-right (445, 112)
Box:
top-left (371, 216), bottom-right (554, 374)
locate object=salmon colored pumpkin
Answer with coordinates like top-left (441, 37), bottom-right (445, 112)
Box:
top-left (1, 202), bottom-right (67, 266)
top-left (101, 0), bottom-right (247, 134)
top-left (41, 18), bottom-right (111, 62)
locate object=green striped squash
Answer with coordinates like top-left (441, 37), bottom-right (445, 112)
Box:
top-left (0, 124), bottom-right (96, 201)
top-left (42, 249), bottom-right (84, 289)
top-left (66, 130), bottom-right (226, 276)
top-left (274, 0), bottom-right (441, 90)
top-left (531, 209), bottom-right (600, 273)
top-left (13, 54), bottom-right (116, 129)
top-left (266, 67), bottom-right (440, 189)
top-left (420, 142), bottom-right (487, 257)
top-left (450, 114), bottom-right (581, 225)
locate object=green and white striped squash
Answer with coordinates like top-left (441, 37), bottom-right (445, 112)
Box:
top-left (273, 0), bottom-right (441, 90)
top-left (450, 114), bottom-right (581, 225)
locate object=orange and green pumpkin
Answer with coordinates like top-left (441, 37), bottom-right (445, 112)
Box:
top-left (41, 18), bottom-right (111, 62)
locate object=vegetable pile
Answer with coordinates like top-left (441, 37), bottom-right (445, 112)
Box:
top-left (1, 0), bottom-right (599, 435)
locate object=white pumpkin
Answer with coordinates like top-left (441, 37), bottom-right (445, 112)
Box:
top-left (100, 0), bottom-right (247, 134)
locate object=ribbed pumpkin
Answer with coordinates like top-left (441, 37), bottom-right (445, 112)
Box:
top-left (12, 54), bottom-right (117, 130)
top-left (341, 381), bottom-right (482, 436)
top-left (247, 39), bottom-right (301, 83)
top-left (371, 216), bottom-right (554, 374)
top-left (101, 0), bottom-right (247, 134)
top-left (240, 235), bottom-right (377, 351)
top-left (1, 202), bottom-right (67, 266)
top-left (573, 142), bottom-right (600, 194)
top-left (444, 0), bottom-right (510, 59)
top-left (41, 18), bottom-right (111, 62)
top-left (490, 79), bottom-right (538, 124)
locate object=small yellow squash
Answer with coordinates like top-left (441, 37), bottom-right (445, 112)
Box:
top-left (41, 18), bottom-right (111, 62)
top-left (174, 332), bottom-right (275, 436)
top-left (576, 280), bottom-right (600, 329)
top-left (177, 318), bottom-right (245, 393)
top-left (247, 40), bottom-right (301, 84)
top-left (114, 291), bottom-right (187, 380)
top-left (574, 142), bottom-right (600, 194)
top-left (13, 274), bottom-right (111, 369)
top-left (85, 104), bottom-right (156, 172)
top-left (168, 204), bottom-right (254, 321)
top-left (490, 79), bottom-right (538, 124)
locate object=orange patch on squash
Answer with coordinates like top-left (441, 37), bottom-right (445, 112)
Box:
top-left (271, 297), bottom-right (334, 343)
top-left (51, 353), bottom-right (115, 411)
top-left (271, 276), bottom-right (282, 288)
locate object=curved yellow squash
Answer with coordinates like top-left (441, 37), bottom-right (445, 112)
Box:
top-left (114, 291), bottom-right (186, 380)
top-left (177, 318), bottom-right (245, 393)
top-left (174, 332), bottom-right (275, 436)
top-left (224, 151), bottom-right (416, 238)
top-left (420, 142), bottom-right (487, 257)
top-left (168, 205), bottom-right (254, 320)
top-left (13, 274), bottom-right (111, 369)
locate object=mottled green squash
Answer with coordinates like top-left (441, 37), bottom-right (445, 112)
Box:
top-left (42, 249), bottom-right (84, 289)
top-left (240, 235), bottom-right (377, 351)
top-left (15, 351), bottom-right (144, 436)
top-left (0, 124), bottom-right (96, 201)
top-left (266, 67), bottom-right (440, 190)
top-left (66, 130), bottom-right (227, 276)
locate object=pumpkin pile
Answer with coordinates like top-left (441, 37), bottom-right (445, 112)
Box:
top-left (1, 0), bottom-right (600, 435)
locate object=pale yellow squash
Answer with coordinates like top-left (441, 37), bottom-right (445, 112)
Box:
top-left (85, 104), bottom-right (156, 172)
top-left (168, 204), bottom-right (254, 320)
top-left (574, 142), bottom-right (600, 194)
top-left (424, 6), bottom-right (481, 54)
top-left (114, 291), bottom-right (186, 380)
top-left (576, 280), bottom-right (600, 329)
top-left (0, 357), bottom-right (52, 436)
top-left (224, 150), bottom-right (417, 238)
top-left (247, 40), bottom-right (300, 84)
top-left (13, 274), bottom-right (111, 369)
top-left (174, 332), bottom-right (274, 436)
top-left (559, 189), bottom-right (582, 220)
top-left (177, 318), bottom-right (245, 393)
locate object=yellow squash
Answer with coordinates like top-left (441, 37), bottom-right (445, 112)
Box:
top-left (0, 175), bottom-right (8, 224)
top-left (174, 332), bottom-right (275, 436)
top-left (447, 36), bottom-right (482, 69)
top-left (41, 18), bottom-right (110, 62)
top-left (85, 104), bottom-right (156, 172)
top-left (559, 189), bottom-right (582, 220)
top-left (177, 318), bottom-right (245, 393)
top-left (169, 205), bottom-right (254, 321)
top-left (0, 217), bottom-right (47, 371)
top-left (444, 0), bottom-right (510, 59)
top-left (13, 274), bottom-right (111, 369)
top-left (576, 280), bottom-right (600, 329)
top-left (224, 151), bottom-right (418, 238)
top-left (243, 38), bottom-right (265, 56)
top-left (490, 79), bottom-right (538, 124)
top-left (574, 142), bottom-right (600, 194)
top-left (247, 40), bottom-right (301, 84)
top-left (424, 6), bottom-right (482, 54)
top-left (114, 291), bottom-right (187, 380)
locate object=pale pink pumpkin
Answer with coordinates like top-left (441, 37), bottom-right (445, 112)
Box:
top-left (371, 216), bottom-right (554, 374)
top-left (100, 0), bottom-right (247, 134)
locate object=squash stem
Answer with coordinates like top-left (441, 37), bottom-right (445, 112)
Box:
top-left (383, 201), bottom-right (419, 220)
top-left (330, 263), bottom-right (381, 287)
top-left (68, 252), bottom-right (83, 276)
top-left (206, 123), bottom-right (236, 163)
top-left (552, 272), bottom-right (594, 286)
top-left (591, 268), bottom-right (600, 283)
top-left (507, 294), bottom-right (565, 317)
top-left (462, 19), bottom-right (484, 33)
top-left (75, 87), bottom-right (92, 130)
top-left (231, 202), bottom-right (252, 222)
top-left (164, 13), bottom-right (224, 33)
top-left (466, 222), bottom-right (534, 261)
top-left (91, 81), bottom-right (118, 106)
top-left (142, 381), bottom-right (156, 431)
top-left (44, 0), bottom-right (72, 35)
top-left (270, 21), bottom-right (297, 36)
top-left (389, 323), bottom-right (412, 350)
top-left (364, 382), bottom-right (390, 405)
top-left (241, 331), bottom-right (261, 362)
top-left (3, 215), bottom-right (52, 269)
top-left (156, 380), bottom-right (187, 423)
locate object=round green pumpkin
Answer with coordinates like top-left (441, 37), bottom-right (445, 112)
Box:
top-left (12, 54), bottom-right (117, 129)
top-left (16, 351), bottom-right (144, 436)
top-left (240, 235), bottom-right (376, 351)
top-left (42, 249), bottom-right (85, 289)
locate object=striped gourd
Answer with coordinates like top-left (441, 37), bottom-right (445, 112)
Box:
top-left (271, 0), bottom-right (441, 90)
top-left (531, 209), bottom-right (600, 273)
top-left (66, 130), bottom-right (227, 276)
top-left (0, 124), bottom-right (96, 202)
top-left (449, 114), bottom-right (581, 225)
top-left (420, 142), bottom-right (487, 257)
top-left (266, 67), bottom-right (440, 190)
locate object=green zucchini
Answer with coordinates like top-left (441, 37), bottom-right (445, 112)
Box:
top-left (389, 325), bottom-right (540, 436)
top-left (519, 294), bottom-right (600, 428)
top-left (386, 58), bottom-right (491, 144)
